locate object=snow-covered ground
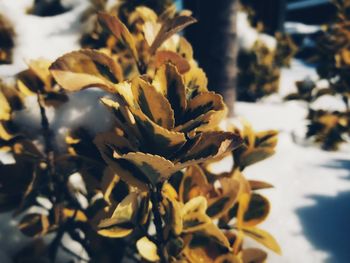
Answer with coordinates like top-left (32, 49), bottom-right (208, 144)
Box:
top-left (1, 1), bottom-right (350, 262)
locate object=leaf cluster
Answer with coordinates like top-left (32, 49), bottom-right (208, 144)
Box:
top-left (285, 0), bottom-right (350, 150)
top-left (237, 34), bottom-right (297, 102)
top-left (0, 5), bottom-right (279, 263)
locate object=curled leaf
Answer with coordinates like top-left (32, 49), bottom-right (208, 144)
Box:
top-left (50, 49), bottom-right (123, 92)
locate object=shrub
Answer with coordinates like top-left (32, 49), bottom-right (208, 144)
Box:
top-left (285, 0), bottom-right (350, 150)
top-left (0, 6), bottom-right (279, 262)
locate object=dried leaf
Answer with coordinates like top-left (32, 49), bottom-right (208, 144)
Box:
top-left (150, 15), bottom-right (197, 54)
top-left (155, 50), bottom-right (190, 74)
top-left (241, 248), bottom-right (267, 263)
top-left (249, 180), bottom-right (273, 191)
top-left (18, 213), bottom-right (50, 238)
top-left (98, 12), bottom-right (139, 61)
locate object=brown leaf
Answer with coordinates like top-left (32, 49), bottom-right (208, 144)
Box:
top-left (150, 15), bottom-right (197, 54)
top-left (18, 213), bottom-right (50, 238)
top-left (154, 50), bottom-right (190, 74)
top-left (98, 12), bottom-right (139, 61)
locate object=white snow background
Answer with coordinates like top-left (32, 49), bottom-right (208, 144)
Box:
top-left (0, 1), bottom-right (350, 262)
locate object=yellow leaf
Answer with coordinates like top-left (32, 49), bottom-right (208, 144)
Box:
top-left (131, 77), bottom-right (175, 129)
top-left (117, 152), bottom-right (176, 185)
top-left (131, 6), bottom-right (158, 24)
top-left (0, 90), bottom-right (11, 121)
top-left (178, 131), bottom-right (242, 166)
top-left (239, 148), bottom-right (275, 168)
top-left (207, 177), bottom-right (240, 219)
top-left (176, 92), bottom-right (227, 133)
top-left (61, 208), bottom-right (88, 222)
top-left (241, 227), bottom-right (281, 255)
top-left (182, 196), bottom-right (207, 216)
top-left (136, 236), bottom-right (160, 262)
top-left (50, 49), bottom-right (123, 92)
top-left (27, 59), bottom-right (53, 91)
top-left (163, 195), bottom-right (183, 236)
top-left (182, 211), bottom-right (211, 233)
top-left (179, 165), bottom-right (209, 203)
top-left (184, 66), bottom-right (208, 94)
top-left (242, 120), bottom-right (255, 148)
top-left (242, 194), bottom-right (270, 227)
top-left (94, 132), bottom-right (147, 191)
top-left (152, 63), bottom-right (187, 124)
top-left (185, 223), bottom-right (231, 262)
top-left (129, 106), bottom-right (187, 157)
top-left (97, 192), bottom-right (139, 238)
top-left (255, 130), bottom-right (278, 148)
top-left (214, 254), bottom-right (241, 263)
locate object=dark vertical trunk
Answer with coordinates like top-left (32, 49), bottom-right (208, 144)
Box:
top-left (184, 0), bottom-right (238, 116)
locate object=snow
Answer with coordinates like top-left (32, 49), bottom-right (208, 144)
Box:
top-left (1, 1), bottom-right (350, 263)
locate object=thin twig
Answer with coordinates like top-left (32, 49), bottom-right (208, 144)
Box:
top-left (37, 91), bottom-right (53, 154)
top-left (149, 183), bottom-right (167, 263)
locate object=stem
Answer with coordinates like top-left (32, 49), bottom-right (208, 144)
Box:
top-left (37, 91), bottom-right (56, 199)
top-left (150, 183), bottom-right (167, 263)
top-left (37, 92), bottom-right (53, 154)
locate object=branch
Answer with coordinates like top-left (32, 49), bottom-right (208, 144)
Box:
top-left (36, 91), bottom-right (53, 154)
top-left (149, 183), bottom-right (167, 263)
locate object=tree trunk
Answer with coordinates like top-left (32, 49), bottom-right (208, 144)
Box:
top-left (184, 0), bottom-right (238, 116)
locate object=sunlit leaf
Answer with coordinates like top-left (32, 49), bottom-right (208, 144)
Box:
top-left (179, 165), bottom-right (209, 203)
top-left (136, 236), bottom-right (160, 262)
top-left (207, 177), bottom-right (240, 219)
top-left (241, 227), bottom-right (281, 255)
top-left (178, 131), bottom-right (242, 165)
top-left (50, 49), bottom-right (123, 92)
top-left (152, 63), bottom-right (187, 124)
top-left (97, 192), bottom-right (138, 238)
top-left (131, 77), bottom-right (174, 129)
